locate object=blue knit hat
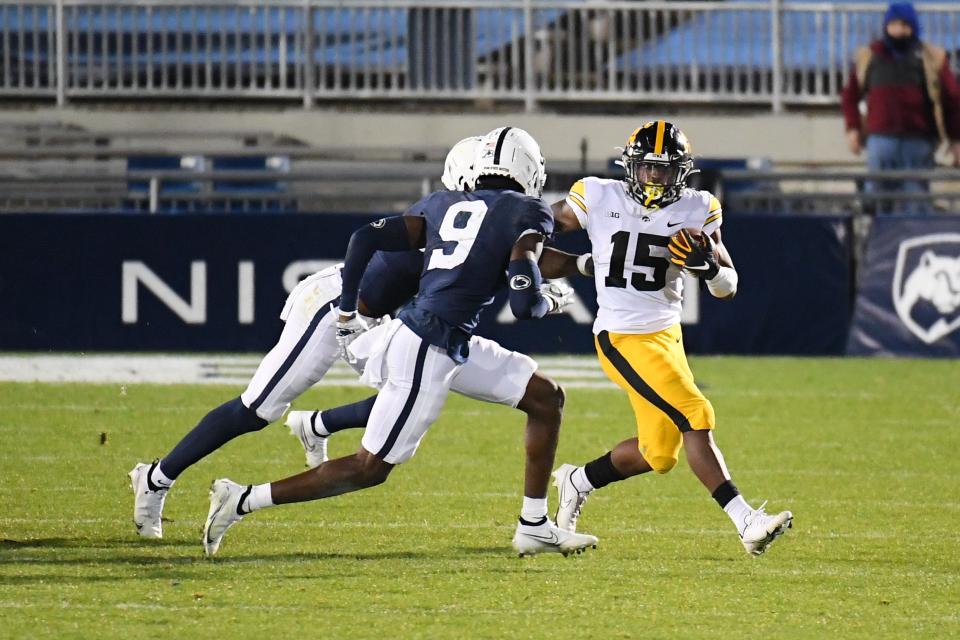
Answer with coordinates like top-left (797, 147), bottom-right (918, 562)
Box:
top-left (884, 2), bottom-right (921, 38)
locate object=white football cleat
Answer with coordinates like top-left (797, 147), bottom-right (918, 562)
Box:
top-left (203, 479), bottom-right (251, 556)
top-left (128, 461), bottom-right (169, 539)
top-left (512, 517), bottom-right (599, 557)
top-left (286, 410), bottom-right (328, 468)
top-left (553, 463), bottom-right (591, 532)
top-left (739, 502), bottom-right (793, 556)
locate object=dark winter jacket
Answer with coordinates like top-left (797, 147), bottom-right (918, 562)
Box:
top-left (841, 39), bottom-right (960, 143)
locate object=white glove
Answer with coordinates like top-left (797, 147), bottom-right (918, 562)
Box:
top-left (343, 351), bottom-right (367, 376)
top-left (542, 281), bottom-right (575, 314)
top-left (335, 312), bottom-right (366, 364)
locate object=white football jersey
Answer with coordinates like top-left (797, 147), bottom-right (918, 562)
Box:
top-left (566, 177), bottom-right (723, 335)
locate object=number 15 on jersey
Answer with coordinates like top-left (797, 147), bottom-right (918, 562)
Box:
top-left (604, 231), bottom-right (671, 292)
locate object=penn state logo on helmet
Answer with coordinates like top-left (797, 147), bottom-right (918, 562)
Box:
top-left (618, 120), bottom-right (696, 210)
top-left (892, 233), bottom-right (960, 344)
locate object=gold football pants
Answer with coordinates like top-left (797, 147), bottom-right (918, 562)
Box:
top-left (595, 325), bottom-right (715, 474)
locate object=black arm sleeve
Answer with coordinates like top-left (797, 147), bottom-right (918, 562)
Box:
top-left (339, 217), bottom-right (413, 314)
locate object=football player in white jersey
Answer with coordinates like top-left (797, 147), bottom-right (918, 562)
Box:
top-left (550, 121), bottom-right (793, 556)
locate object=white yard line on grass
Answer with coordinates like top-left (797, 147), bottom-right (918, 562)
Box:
top-left (0, 354), bottom-right (616, 389)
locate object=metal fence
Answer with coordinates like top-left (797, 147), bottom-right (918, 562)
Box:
top-left (2, 159), bottom-right (959, 214)
top-left (0, 0), bottom-right (958, 109)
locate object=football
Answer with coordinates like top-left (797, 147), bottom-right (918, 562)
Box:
top-left (683, 228), bottom-right (703, 242)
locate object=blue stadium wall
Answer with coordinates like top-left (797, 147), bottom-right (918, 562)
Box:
top-left (0, 213), bottom-right (854, 355)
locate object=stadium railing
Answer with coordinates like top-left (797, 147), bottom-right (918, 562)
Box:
top-left (1, 157), bottom-right (958, 214)
top-left (719, 168), bottom-right (960, 214)
top-left (0, 0), bottom-right (956, 110)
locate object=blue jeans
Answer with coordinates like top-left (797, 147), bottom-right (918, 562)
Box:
top-left (865, 134), bottom-right (935, 214)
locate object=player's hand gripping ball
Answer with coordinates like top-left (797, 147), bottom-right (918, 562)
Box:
top-left (668, 229), bottom-right (719, 279)
top-left (335, 312), bottom-right (366, 363)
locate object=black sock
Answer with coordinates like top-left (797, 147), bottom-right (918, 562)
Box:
top-left (583, 451), bottom-right (626, 490)
top-left (160, 397), bottom-right (267, 479)
top-left (320, 395), bottom-right (378, 434)
top-left (711, 480), bottom-right (740, 509)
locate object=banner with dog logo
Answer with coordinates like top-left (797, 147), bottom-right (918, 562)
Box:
top-left (848, 216), bottom-right (960, 357)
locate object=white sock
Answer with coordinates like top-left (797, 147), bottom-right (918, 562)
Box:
top-left (570, 467), bottom-right (595, 493)
top-left (150, 462), bottom-right (175, 490)
top-left (520, 496), bottom-right (548, 522)
top-left (312, 411), bottom-right (331, 438)
top-left (723, 495), bottom-right (752, 532)
top-left (244, 483), bottom-right (274, 513)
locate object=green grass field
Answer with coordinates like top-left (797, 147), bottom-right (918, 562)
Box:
top-left (1, 357), bottom-right (958, 639)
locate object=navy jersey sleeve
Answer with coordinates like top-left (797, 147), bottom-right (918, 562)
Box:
top-left (402, 192), bottom-right (438, 218)
top-left (516, 199), bottom-right (555, 242)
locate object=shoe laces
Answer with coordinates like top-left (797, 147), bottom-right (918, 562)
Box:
top-left (745, 500), bottom-right (769, 526)
top-left (739, 500), bottom-right (768, 537)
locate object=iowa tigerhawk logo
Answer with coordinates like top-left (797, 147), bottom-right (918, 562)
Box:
top-left (892, 234), bottom-right (960, 345)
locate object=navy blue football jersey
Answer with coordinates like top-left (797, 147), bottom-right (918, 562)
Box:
top-left (397, 188), bottom-right (554, 358)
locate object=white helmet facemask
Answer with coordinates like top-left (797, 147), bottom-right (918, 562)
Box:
top-left (473, 127), bottom-right (546, 197)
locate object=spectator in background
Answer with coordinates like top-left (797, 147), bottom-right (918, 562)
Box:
top-left (841, 2), bottom-right (960, 213)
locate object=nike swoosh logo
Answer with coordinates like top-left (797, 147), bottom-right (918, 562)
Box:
top-left (236, 485), bottom-right (253, 516)
top-left (559, 482), bottom-right (577, 509)
top-left (206, 503), bottom-right (224, 544)
top-left (145, 461), bottom-right (163, 492)
top-left (525, 532), bottom-right (560, 544)
top-left (666, 220), bottom-right (684, 228)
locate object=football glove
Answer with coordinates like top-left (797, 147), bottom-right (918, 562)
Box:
top-left (335, 312), bottom-right (366, 364)
top-left (668, 229), bottom-right (719, 279)
top-left (542, 281), bottom-right (575, 314)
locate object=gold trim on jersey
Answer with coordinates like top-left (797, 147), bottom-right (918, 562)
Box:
top-left (654, 120), bottom-right (666, 154)
top-left (708, 195), bottom-right (721, 214)
top-left (569, 194), bottom-right (587, 214)
top-left (704, 211), bottom-right (722, 226)
top-left (568, 180), bottom-right (588, 213)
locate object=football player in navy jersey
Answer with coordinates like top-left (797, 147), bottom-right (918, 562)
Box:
top-left (203, 128), bottom-right (600, 557)
top-left (128, 136), bottom-right (589, 547)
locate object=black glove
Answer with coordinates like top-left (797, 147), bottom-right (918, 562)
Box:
top-left (668, 229), bottom-right (719, 279)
